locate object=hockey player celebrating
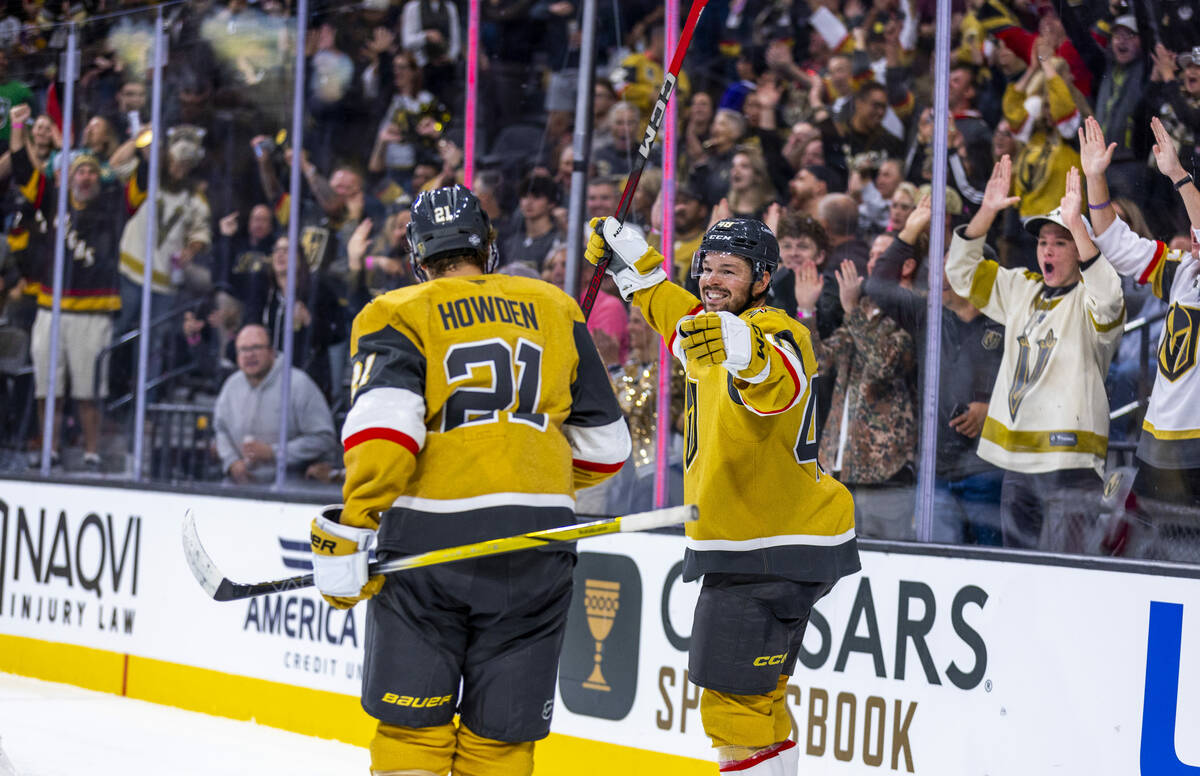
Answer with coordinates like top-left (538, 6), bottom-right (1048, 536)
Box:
top-left (310, 184), bottom-right (631, 776)
top-left (586, 216), bottom-right (859, 774)
top-left (945, 155), bottom-right (1125, 550)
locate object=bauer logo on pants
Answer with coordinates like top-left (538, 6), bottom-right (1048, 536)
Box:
top-left (559, 552), bottom-right (641, 720)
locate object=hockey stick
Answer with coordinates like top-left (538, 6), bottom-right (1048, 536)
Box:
top-left (182, 504), bottom-right (697, 602)
top-left (580, 0), bottom-right (710, 319)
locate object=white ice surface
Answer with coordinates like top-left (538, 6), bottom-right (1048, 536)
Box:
top-left (0, 672), bottom-right (370, 775)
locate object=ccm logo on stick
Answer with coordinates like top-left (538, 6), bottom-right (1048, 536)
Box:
top-left (638, 74), bottom-right (677, 157)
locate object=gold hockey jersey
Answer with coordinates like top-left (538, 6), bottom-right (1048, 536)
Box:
top-left (631, 280), bottom-right (859, 583)
top-left (946, 227), bottom-right (1124, 476)
top-left (341, 274), bottom-right (631, 553)
top-left (1094, 219), bottom-right (1200, 469)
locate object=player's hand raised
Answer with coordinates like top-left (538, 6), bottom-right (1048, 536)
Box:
top-left (679, 311), bottom-right (770, 381)
top-left (585, 217), bottom-right (668, 300)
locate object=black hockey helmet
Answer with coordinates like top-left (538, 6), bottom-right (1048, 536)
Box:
top-left (690, 217), bottom-right (780, 279)
top-left (407, 184), bottom-right (498, 276)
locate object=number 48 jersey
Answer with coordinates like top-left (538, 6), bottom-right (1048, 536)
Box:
top-left (340, 274), bottom-right (631, 554)
top-left (631, 281), bottom-right (859, 584)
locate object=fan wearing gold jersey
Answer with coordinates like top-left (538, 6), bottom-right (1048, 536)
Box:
top-left (586, 216), bottom-right (859, 776)
top-left (309, 185), bottom-right (631, 776)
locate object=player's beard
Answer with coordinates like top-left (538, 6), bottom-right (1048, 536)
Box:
top-left (702, 280), bottom-right (769, 315)
top-left (700, 281), bottom-right (748, 314)
top-left (701, 273), bottom-right (768, 315)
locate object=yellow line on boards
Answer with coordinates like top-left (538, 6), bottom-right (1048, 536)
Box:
top-left (0, 633), bottom-right (126, 695)
top-left (0, 634), bottom-right (712, 774)
top-left (0, 632), bottom-right (375, 743)
top-left (126, 652), bottom-right (378, 744)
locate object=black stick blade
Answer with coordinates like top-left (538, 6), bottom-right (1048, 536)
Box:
top-left (181, 509), bottom-right (317, 602)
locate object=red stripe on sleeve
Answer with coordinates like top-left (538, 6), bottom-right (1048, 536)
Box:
top-left (741, 342), bottom-right (803, 416)
top-left (344, 427), bottom-right (419, 456)
top-left (1054, 108), bottom-right (1079, 126)
top-left (573, 458), bottom-right (625, 473)
top-left (667, 304), bottom-right (705, 353)
top-left (1137, 241), bottom-right (1167, 286)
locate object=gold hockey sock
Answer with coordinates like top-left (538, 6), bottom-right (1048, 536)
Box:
top-left (450, 723), bottom-right (534, 776)
top-left (370, 721), bottom-right (456, 776)
top-left (702, 675), bottom-right (791, 750)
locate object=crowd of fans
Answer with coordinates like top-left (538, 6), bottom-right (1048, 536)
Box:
top-left (0, 0), bottom-right (1198, 557)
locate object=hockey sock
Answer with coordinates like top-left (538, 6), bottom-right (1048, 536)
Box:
top-left (370, 721), bottom-right (455, 776)
top-left (450, 723), bottom-right (534, 776)
top-left (701, 675), bottom-right (791, 749)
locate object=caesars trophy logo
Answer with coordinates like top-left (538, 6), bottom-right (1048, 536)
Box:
top-left (582, 579), bottom-right (620, 691)
top-left (559, 552), bottom-right (641, 720)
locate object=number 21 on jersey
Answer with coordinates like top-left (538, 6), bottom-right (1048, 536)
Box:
top-left (442, 337), bottom-right (547, 432)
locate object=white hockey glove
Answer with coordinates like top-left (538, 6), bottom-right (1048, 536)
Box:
top-left (310, 505), bottom-right (384, 610)
top-left (584, 217), bottom-right (668, 300)
top-left (678, 311), bottom-right (770, 383)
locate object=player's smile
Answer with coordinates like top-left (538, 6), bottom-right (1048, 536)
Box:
top-left (701, 282), bottom-right (731, 308)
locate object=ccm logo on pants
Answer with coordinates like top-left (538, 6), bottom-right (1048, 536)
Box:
top-left (753, 653), bottom-right (787, 667)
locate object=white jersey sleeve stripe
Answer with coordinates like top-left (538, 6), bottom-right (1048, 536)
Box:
top-left (687, 526), bottom-right (857, 551)
top-left (1093, 215), bottom-right (1160, 282)
top-left (393, 492), bottom-right (576, 512)
top-left (341, 386), bottom-right (427, 450)
top-left (564, 417), bottom-right (632, 469)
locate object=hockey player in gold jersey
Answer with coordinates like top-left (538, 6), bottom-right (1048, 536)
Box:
top-left (586, 215), bottom-right (859, 775)
top-left (309, 185), bottom-right (631, 776)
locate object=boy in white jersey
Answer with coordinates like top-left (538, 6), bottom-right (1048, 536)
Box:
top-left (1079, 115), bottom-right (1200, 508)
top-left (946, 156), bottom-right (1125, 551)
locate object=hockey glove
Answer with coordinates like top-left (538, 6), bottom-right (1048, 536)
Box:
top-left (678, 311), bottom-right (770, 382)
top-left (584, 217), bottom-right (668, 300)
top-left (311, 506), bottom-right (384, 610)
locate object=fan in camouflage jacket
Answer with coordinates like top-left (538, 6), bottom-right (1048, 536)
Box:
top-left (813, 298), bottom-right (918, 485)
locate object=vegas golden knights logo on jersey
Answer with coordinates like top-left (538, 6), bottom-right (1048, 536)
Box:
top-left (1158, 304), bottom-right (1200, 382)
top-left (1008, 331), bottom-right (1057, 420)
top-left (683, 378), bottom-right (698, 469)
